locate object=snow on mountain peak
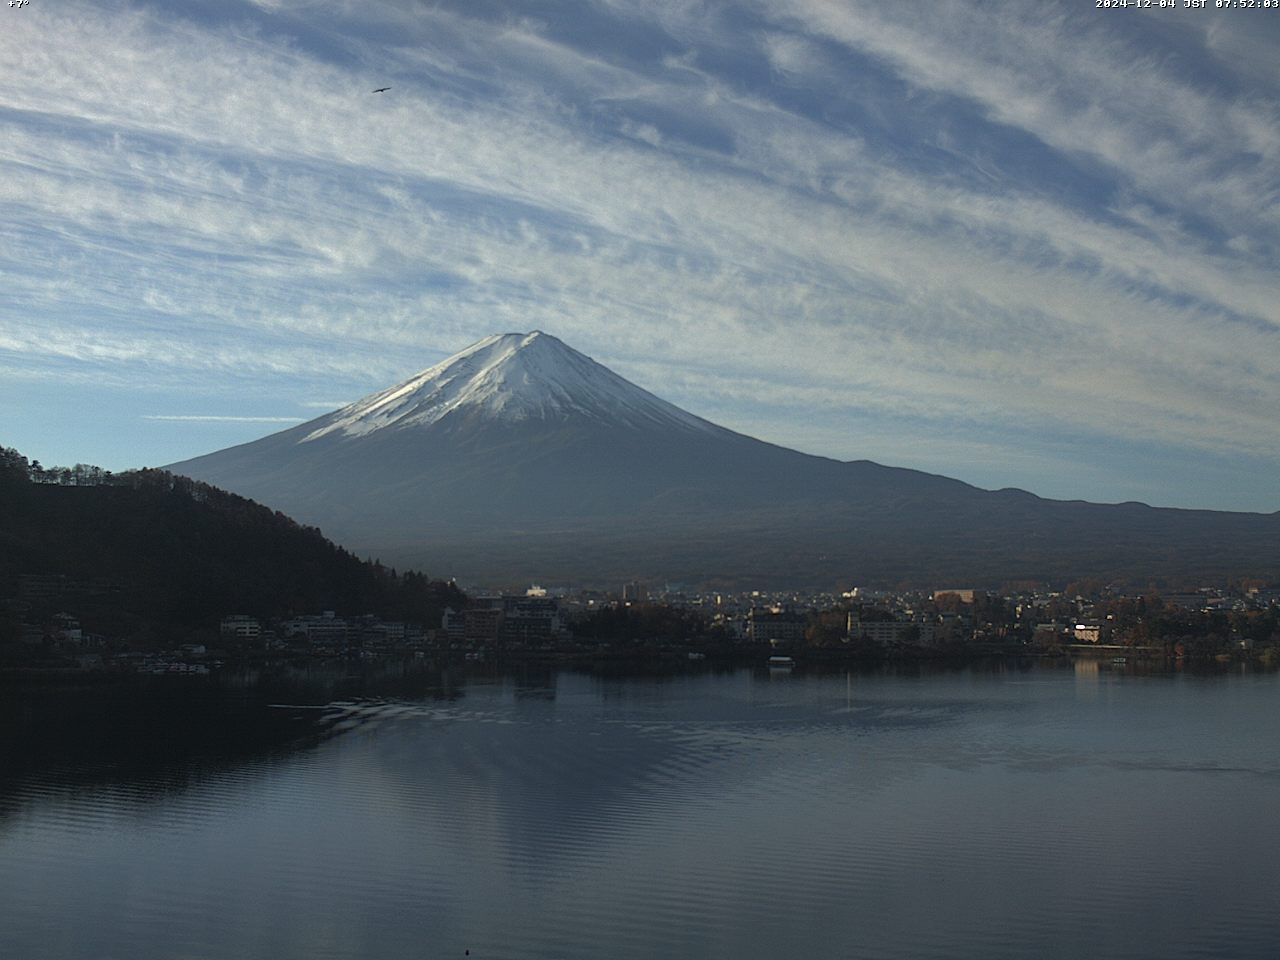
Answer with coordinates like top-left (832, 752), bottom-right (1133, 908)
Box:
top-left (301, 331), bottom-right (718, 442)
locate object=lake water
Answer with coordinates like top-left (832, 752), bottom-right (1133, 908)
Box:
top-left (2, 661), bottom-right (1279, 959)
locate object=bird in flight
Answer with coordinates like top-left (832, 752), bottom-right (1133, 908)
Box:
top-left (372, 87), bottom-right (391, 93)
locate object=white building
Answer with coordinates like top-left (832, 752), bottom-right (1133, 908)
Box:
top-left (220, 615), bottom-right (261, 641)
top-left (282, 611), bottom-right (349, 644)
top-left (1072, 622), bottom-right (1102, 644)
top-left (849, 616), bottom-right (936, 647)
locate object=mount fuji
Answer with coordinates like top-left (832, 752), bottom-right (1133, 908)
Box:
top-left (169, 332), bottom-right (1278, 587)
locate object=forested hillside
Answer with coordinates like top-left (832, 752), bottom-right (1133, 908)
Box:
top-left (0, 446), bottom-right (463, 643)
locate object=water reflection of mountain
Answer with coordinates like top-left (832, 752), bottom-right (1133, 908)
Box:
top-left (2, 663), bottom-right (1043, 865)
top-left (330, 668), bottom-right (1002, 887)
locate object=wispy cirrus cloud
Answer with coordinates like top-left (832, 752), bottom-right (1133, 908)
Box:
top-left (757, 0), bottom-right (1280, 242)
top-left (141, 415), bottom-right (304, 423)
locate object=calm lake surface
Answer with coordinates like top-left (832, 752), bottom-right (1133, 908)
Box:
top-left (3, 661), bottom-right (1279, 959)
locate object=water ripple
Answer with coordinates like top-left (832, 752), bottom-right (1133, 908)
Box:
top-left (4, 669), bottom-right (1280, 959)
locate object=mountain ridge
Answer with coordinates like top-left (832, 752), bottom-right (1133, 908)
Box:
top-left (168, 332), bottom-right (1279, 587)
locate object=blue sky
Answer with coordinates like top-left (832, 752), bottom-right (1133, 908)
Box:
top-left (3, 0), bottom-right (1278, 511)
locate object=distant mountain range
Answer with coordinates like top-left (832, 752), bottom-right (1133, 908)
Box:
top-left (169, 332), bottom-right (1279, 588)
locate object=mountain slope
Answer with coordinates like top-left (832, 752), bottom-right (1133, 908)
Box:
top-left (0, 448), bottom-right (464, 639)
top-left (169, 332), bottom-right (1279, 587)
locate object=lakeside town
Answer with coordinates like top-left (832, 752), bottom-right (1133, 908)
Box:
top-left (6, 448), bottom-right (1280, 678)
top-left (6, 573), bottom-right (1280, 677)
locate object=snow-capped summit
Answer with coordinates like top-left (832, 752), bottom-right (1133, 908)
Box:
top-left (302, 331), bottom-right (716, 442)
